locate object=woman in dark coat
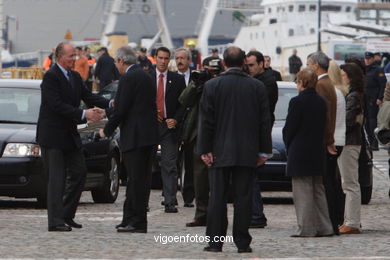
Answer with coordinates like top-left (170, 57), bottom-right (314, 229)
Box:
top-left (283, 68), bottom-right (334, 237)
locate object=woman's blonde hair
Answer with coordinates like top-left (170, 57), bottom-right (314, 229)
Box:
top-left (328, 60), bottom-right (348, 95)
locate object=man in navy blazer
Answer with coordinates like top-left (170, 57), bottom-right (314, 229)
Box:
top-left (37, 42), bottom-right (109, 231)
top-left (150, 47), bottom-right (186, 213)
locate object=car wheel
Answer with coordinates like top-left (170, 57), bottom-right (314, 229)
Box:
top-left (361, 185), bottom-right (372, 205)
top-left (91, 152), bottom-right (120, 203)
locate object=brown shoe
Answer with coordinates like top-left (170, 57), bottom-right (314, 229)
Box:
top-left (339, 225), bottom-right (361, 234)
top-left (186, 219), bottom-right (206, 227)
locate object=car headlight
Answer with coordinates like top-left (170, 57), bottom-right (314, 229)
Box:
top-left (2, 143), bottom-right (41, 157)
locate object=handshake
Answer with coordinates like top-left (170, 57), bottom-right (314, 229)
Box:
top-left (85, 107), bottom-right (106, 123)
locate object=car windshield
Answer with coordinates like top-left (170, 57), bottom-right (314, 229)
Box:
top-left (274, 88), bottom-right (298, 121)
top-left (0, 88), bottom-right (40, 124)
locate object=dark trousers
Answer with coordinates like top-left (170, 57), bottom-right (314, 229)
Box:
top-left (365, 101), bottom-right (379, 148)
top-left (121, 146), bottom-right (154, 229)
top-left (323, 147), bottom-right (345, 234)
top-left (192, 139), bottom-right (209, 222)
top-left (158, 122), bottom-right (179, 206)
top-left (41, 148), bottom-right (87, 228)
top-left (182, 141), bottom-right (195, 204)
top-left (251, 178), bottom-right (267, 224)
top-left (207, 166), bottom-right (254, 249)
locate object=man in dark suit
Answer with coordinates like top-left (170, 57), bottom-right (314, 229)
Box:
top-left (264, 55), bottom-right (282, 81)
top-left (175, 47), bottom-right (194, 207)
top-left (151, 47), bottom-right (186, 213)
top-left (198, 46), bottom-right (272, 253)
top-left (36, 42), bottom-right (109, 232)
top-left (246, 50), bottom-right (278, 229)
top-left (100, 46), bottom-right (158, 233)
top-left (94, 47), bottom-right (120, 90)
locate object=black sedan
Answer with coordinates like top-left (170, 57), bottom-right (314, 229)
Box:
top-left (0, 79), bottom-right (121, 206)
top-left (257, 82), bottom-right (373, 204)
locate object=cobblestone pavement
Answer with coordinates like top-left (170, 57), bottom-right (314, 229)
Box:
top-left (1, 151), bottom-right (390, 260)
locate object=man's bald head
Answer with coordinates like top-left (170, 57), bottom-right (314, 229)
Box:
top-left (223, 46), bottom-right (245, 68)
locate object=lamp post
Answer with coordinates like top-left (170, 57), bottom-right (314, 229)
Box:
top-left (317, 0), bottom-right (322, 51)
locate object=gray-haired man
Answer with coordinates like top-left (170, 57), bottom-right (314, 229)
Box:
top-left (100, 46), bottom-right (158, 233)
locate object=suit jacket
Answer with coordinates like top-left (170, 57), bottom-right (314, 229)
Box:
top-left (254, 69), bottom-right (278, 125)
top-left (36, 64), bottom-right (109, 151)
top-left (149, 69), bottom-right (186, 123)
top-left (103, 65), bottom-right (158, 152)
top-left (283, 88), bottom-right (327, 177)
top-left (197, 68), bottom-right (272, 168)
top-left (94, 52), bottom-right (120, 85)
top-left (316, 75), bottom-right (337, 145)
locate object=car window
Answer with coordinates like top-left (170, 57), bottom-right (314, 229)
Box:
top-left (0, 88), bottom-right (40, 123)
top-left (274, 88), bottom-right (297, 121)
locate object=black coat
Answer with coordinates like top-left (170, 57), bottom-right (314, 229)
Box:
top-left (149, 69), bottom-right (186, 123)
top-left (197, 68), bottom-right (272, 168)
top-left (254, 69), bottom-right (279, 124)
top-left (104, 65), bottom-right (158, 152)
top-left (283, 88), bottom-right (327, 177)
top-left (345, 89), bottom-right (363, 145)
top-left (267, 67), bottom-right (282, 81)
top-left (36, 64), bottom-right (109, 151)
top-left (94, 52), bottom-right (120, 86)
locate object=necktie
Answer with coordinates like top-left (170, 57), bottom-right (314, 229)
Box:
top-left (67, 70), bottom-right (74, 89)
top-left (157, 73), bottom-right (165, 119)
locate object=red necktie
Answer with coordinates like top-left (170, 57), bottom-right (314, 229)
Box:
top-left (157, 73), bottom-right (165, 119)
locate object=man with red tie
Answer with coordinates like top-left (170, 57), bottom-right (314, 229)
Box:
top-left (151, 47), bottom-right (186, 213)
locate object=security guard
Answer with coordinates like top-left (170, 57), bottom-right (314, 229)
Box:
top-left (364, 51), bottom-right (387, 150)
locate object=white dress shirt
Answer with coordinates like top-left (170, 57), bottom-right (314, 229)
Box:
top-left (178, 69), bottom-right (190, 86)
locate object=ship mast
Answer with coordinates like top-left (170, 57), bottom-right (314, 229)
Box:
top-left (100, 0), bottom-right (173, 49)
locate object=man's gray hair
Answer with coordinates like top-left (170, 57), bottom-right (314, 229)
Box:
top-left (116, 46), bottom-right (137, 65)
top-left (175, 47), bottom-right (191, 59)
top-left (307, 51), bottom-right (330, 71)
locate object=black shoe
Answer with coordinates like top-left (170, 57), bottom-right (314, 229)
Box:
top-left (249, 221), bottom-right (267, 228)
top-left (65, 219), bottom-right (82, 228)
top-left (161, 201), bottom-right (178, 206)
top-left (115, 222), bottom-right (128, 229)
top-left (48, 224), bottom-right (72, 232)
top-left (184, 202), bottom-right (194, 207)
top-left (203, 246), bottom-right (222, 252)
top-left (186, 219), bottom-right (206, 227)
top-left (237, 247), bottom-right (252, 253)
top-left (165, 205), bottom-right (178, 213)
top-left (117, 224), bottom-right (146, 233)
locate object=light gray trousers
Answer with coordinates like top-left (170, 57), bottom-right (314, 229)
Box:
top-left (292, 176), bottom-right (334, 237)
top-left (338, 145), bottom-right (361, 228)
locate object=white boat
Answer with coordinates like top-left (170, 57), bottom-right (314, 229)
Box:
top-left (233, 0), bottom-right (360, 75)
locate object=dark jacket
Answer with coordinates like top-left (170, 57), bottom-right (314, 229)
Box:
top-left (178, 81), bottom-right (202, 143)
top-left (254, 69), bottom-right (278, 125)
top-left (345, 89), bottom-right (363, 145)
top-left (288, 55), bottom-right (302, 74)
top-left (365, 62), bottom-right (387, 103)
top-left (197, 68), bottom-right (272, 168)
top-left (149, 69), bottom-right (186, 123)
top-left (103, 65), bottom-right (158, 152)
top-left (283, 88), bottom-right (327, 177)
top-left (94, 52), bottom-right (120, 87)
top-left (36, 64), bottom-right (109, 150)
top-left (267, 67), bottom-right (282, 81)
